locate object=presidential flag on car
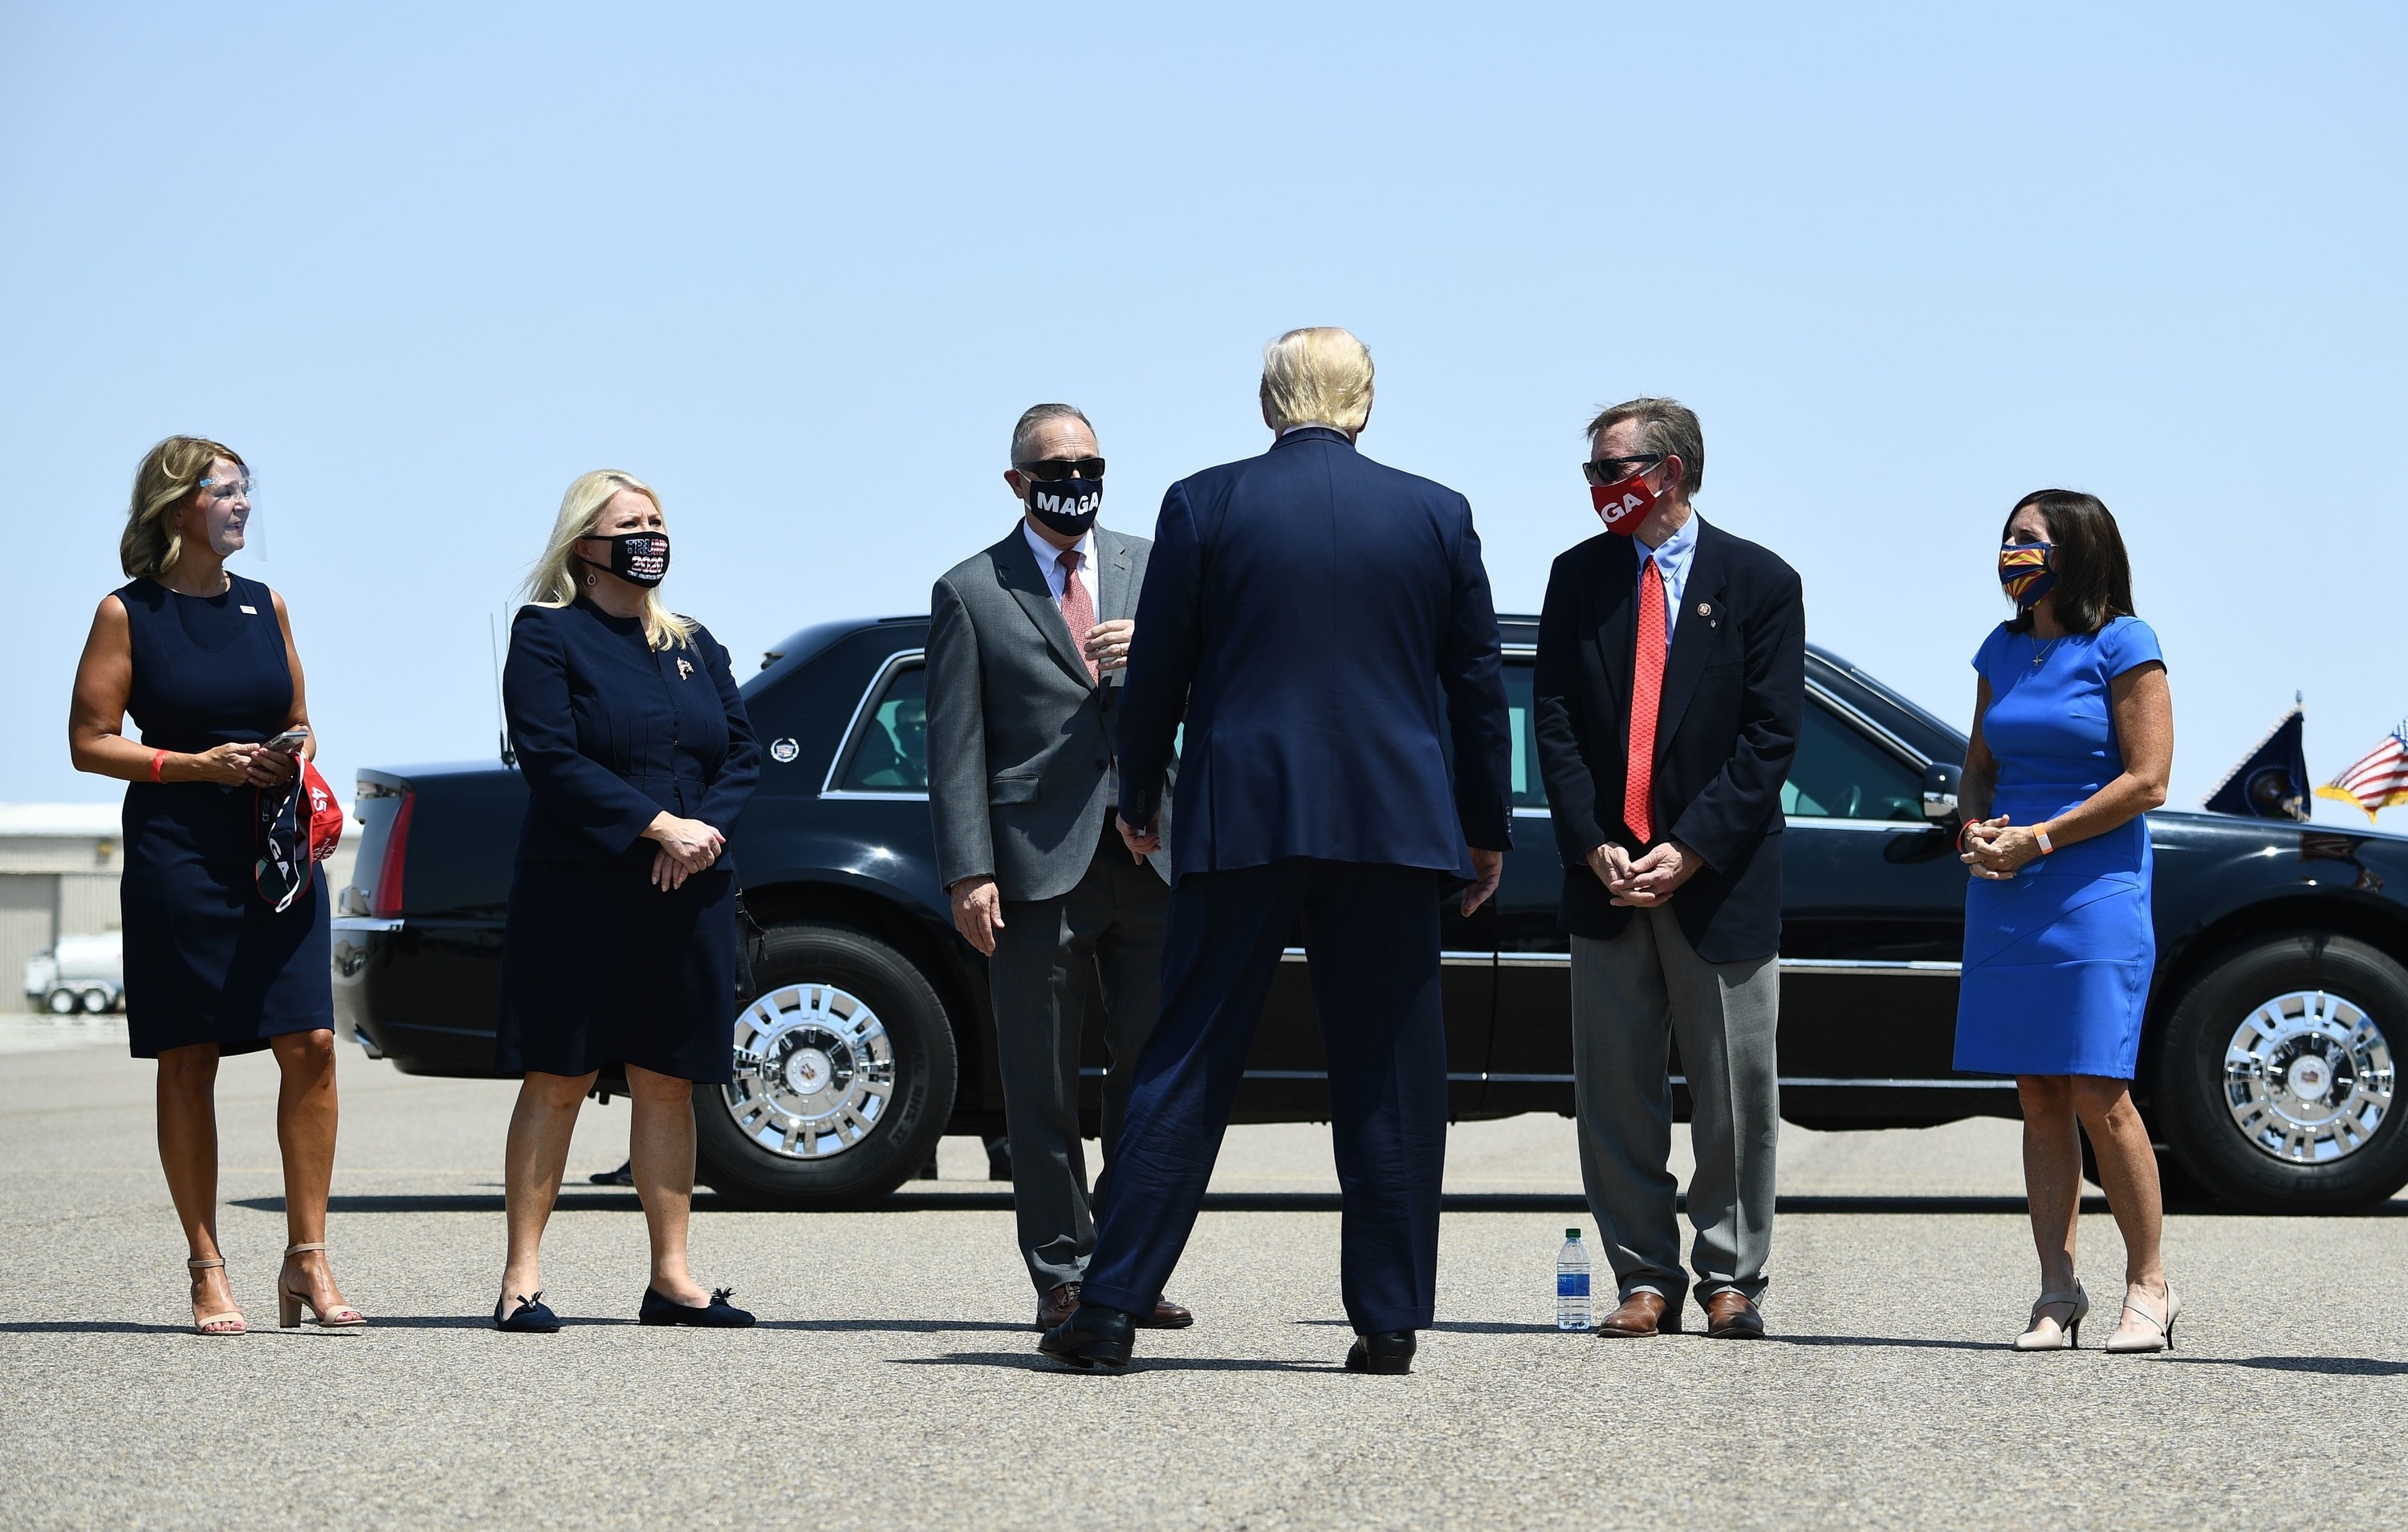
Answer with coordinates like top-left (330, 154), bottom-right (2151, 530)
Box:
top-left (2203, 705), bottom-right (2309, 821)
top-left (2316, 721), bottom-right (2408, 820)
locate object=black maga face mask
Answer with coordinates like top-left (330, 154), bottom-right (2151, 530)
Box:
top-left (1025, 477), bottom-right (1102, 538)
top-left (581, 532), bottom-right (670, 589)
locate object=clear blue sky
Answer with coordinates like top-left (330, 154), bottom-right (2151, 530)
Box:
top-left (6, 3), bottom-right (2402, 822)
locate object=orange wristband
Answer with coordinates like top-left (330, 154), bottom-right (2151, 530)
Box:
top-left (150, 750), bottom-right (169, 783)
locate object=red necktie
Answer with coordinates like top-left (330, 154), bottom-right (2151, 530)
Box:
top-left (1058, 549), bottom-right (1099, 684)
top-left (1625, 556), bottom-right (1665, 843)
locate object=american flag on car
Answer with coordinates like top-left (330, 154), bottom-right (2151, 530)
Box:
top-left (2316, 721), bottom-right (2408, 819)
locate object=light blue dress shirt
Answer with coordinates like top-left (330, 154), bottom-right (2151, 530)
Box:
top-left (1634, 510), bottom-right (1699, 647)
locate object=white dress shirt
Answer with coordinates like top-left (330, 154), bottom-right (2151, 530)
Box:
top-left (1020, 518), bottom-right (1118, 803)
top-left (1023, 520), bottom-right (1100, 609)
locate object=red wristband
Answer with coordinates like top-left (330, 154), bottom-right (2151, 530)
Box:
top-left (150, 750), bottom-right (169, 784)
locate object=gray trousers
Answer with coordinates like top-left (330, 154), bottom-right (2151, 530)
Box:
top-left (989, 822), bottom-right (1169, 1296)
top-left (1571, 905), bottom-right (1780, 1307)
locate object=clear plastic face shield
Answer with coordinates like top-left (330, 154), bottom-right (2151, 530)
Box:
top-left (190, 467), bottom-right (262, 560)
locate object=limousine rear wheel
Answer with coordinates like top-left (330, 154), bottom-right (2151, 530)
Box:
top-left (2158, 933), bottom-right (2408, 1214)
top-left (694, 924), bottom-right (958, 1211)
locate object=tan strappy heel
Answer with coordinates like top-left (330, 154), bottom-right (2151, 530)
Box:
top-left (277, 1243), bottom-right (367, 1329)
top-left (2011, 1280), bottom-right (2089, 1351)
top-left (188, 1258), bottom-right (246, 1336)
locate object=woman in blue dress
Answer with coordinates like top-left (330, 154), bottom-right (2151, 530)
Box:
top-left (488, 469), bottom-right (759, 1332)
top-left (68, 436), bottom-right (364, 1335)
top-left (1955, 490), bottom-right (2177, 1353)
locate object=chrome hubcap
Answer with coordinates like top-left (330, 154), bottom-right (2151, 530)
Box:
top-left (2223, 989), bottom-right (2394, 1164)
top-left (724, 983), bottom-right (897, 1160)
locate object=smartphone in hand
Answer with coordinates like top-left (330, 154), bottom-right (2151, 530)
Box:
top-left (261, 726), bottom-right (310, 753)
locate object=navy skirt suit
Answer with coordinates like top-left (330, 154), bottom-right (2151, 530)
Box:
top-left (495, 599), bottom-right (759, 1083)
top-left (115, 574), bottom-right (332, 1058)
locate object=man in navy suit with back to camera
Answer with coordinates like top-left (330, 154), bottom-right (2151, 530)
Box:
top-left (1038, 327), bottom-right (1514, 1376)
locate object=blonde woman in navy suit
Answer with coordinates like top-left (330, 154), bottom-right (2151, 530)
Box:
top-left (488, 470), bottom-right (760, 1332)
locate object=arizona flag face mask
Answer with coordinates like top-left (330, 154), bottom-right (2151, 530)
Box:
top-left (1589, 465), bottom-right (1658, 536)
top-left (1998, 540), bottom-right (2056, 609)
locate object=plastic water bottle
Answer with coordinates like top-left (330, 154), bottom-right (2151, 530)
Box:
top-left (1556, 1228), bottom-right (1591, 1331)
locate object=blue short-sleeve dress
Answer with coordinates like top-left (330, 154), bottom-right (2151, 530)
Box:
top-left (1952, 615), bottom-right (2164, 1079)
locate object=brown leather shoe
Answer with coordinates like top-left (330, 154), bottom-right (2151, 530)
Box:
top-left (1701, 1289), bottom-right (1766, 1339)
top-left (1134, 1297), bottom-right (1194, 1330)
top-left (1035, 1281), bottom-right (1081, 1331)
top-left (1595, 1290), bottom-right (1678, 1337)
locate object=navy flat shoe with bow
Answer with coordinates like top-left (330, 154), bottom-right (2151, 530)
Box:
top-left (494, 1290), bottom-right (563, 1333)
top-left (638, 1285), bottom-right (755, 1328)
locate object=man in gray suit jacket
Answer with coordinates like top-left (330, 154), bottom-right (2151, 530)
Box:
top-left (925, 402), bottom-right (1190, 1333)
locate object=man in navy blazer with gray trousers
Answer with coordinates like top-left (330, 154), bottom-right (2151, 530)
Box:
top-left (1039, 327), bottom-right (1514, 1375)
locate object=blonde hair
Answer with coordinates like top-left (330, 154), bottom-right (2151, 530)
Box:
top-left (1259, 327), bottom-right (1375, 433)
top-left (523, 469), bottom-right (694, 650)
top-left (120, 435), bottom-right (244, 578)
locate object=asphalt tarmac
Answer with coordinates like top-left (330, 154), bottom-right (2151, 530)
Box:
top-left (3, 1020), bottom-right (2402, 1529)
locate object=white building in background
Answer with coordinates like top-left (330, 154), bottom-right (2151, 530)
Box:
top-left (1, 803), bottom-right (359, 1014)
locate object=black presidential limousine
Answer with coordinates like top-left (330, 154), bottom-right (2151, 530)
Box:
top-left (333, 615), bottom-right (2408, 1213)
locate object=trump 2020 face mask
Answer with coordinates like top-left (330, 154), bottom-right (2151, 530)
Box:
top-left (580, 531), bottom-right (671, 588)
top-left (1589, 465), bottom-right (1658, 537)
top-left (1026, 477), bottom-right (1103, 539)
top-left (1998, 541), bottom-right (2056, 609)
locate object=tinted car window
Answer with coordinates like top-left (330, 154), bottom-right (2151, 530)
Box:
top-left (1503, 662), bottom-right (1548, 809)
top-left (1783, 700), bottom-right (1922, 820)
top-left (1501, 661), bottom-right (1922, 822)
top-left (836, 664), bottom-right (929, 792)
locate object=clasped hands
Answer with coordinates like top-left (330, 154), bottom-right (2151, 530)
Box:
top-left (1959, 815), bottom-right (2044, 880)
top-left (185, 741), bottom-right (301, 788)
top-left (1588, 839), bottom-right (1702, 907)
top-left (643, 812), bottom-right (725, 892)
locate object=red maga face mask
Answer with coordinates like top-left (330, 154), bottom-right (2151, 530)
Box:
top-left (1589, 465), bottom-right (1658, 536)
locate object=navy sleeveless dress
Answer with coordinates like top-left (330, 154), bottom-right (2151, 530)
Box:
top-left (116, 575), bottom-right (333, 1059)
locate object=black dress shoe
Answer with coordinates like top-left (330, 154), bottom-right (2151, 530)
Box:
top-left (638, 1285), bottom-right (757, 1328)
top-left (1039, 1302), bottom-right (1134, 1371)
top-left (1344, 1330), bottom-right (1417, 1375)
top-left (494, 1291), bottom-right (562, 1333)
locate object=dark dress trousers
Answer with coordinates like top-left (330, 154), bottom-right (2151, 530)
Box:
top-left (495, 599), bottom-right (759, 1083)
top-left (925, 523), bottom-right (1172, 1298)
top-left (115, 574), bottom-right (332, 1058)
top-left (1090, 426), bottom-right (1515, 1336)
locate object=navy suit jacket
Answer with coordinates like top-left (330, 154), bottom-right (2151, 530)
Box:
top-left (1116, 427), bottom-right (1513, 883)
top-left (1531, 517), bottom-right (1804, 961)
top-left (503, 599), bottom-right (760, 870)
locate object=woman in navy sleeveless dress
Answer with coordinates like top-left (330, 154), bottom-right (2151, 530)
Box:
top-left (69, 437), bottom-right (363, 1335)
top-left (488, 469), bottom-right (759, 1334)
top-left (1953, 490), bottom-right (2176, 1355)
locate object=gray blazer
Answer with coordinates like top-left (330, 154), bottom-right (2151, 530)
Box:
top-left (927, 522), bottom-right (1172, 903)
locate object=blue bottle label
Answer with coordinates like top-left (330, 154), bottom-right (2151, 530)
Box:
top-left (1557, 1272), bottom-right (1589, 1298)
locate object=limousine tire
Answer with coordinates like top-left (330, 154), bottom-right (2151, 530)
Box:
top-left (694, 924), bottom-right (958, 1212)
top-left (2158, 933), bottom-right (2408, 1215)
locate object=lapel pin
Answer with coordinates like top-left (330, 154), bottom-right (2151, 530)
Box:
top-left (676, 658), bottom-right (694, 680)
top-left (1697, 603), bottom-right (1711, 616)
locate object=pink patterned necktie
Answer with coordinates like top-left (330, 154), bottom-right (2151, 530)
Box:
top-left (1058, 549), bottom-right (1099, 684)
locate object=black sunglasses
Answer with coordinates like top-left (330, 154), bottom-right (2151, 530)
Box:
top-left (1015, 457), bottom-right (1107, 481)
top-left (1580, 454), bottom-right (1664, 487)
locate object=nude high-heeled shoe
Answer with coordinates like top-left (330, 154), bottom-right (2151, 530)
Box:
top-left (2012, 1280), bottom-right (2089, 1351)
top-left (187, 1257), bottom-right (245, 1336)
top-left (2104, 1281), bottom-right (2180, 1354)
top-left (277, 1243), bottom-right (367, 1329)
